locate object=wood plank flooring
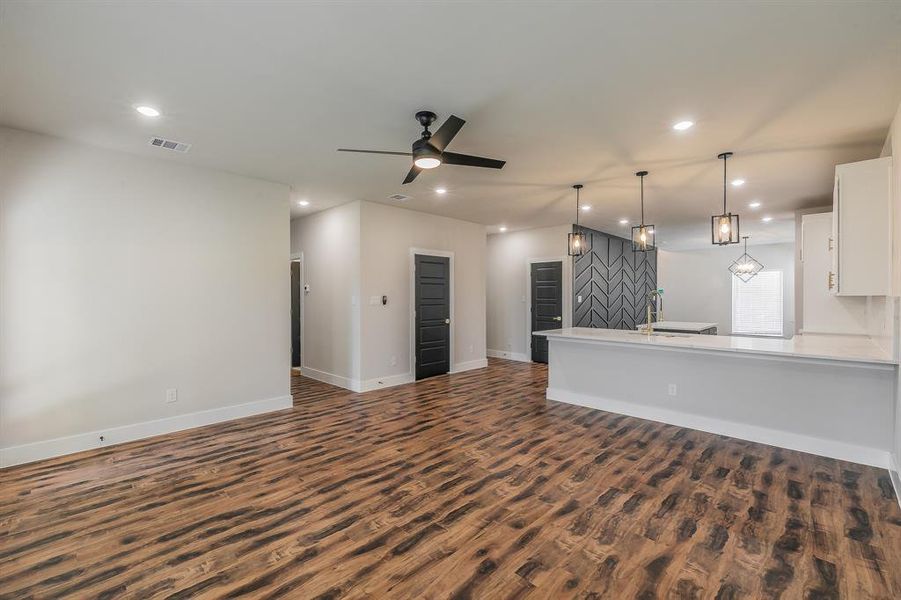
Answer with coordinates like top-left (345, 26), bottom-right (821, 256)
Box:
top-left (1, 358), bottom-right (900, 599)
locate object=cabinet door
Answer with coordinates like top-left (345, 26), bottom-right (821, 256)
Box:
top-left (833, 157), bottom-right (892, 296)
top-left (802, 212), bottom-right (867, 333)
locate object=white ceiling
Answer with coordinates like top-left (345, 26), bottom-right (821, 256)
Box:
top-left (2, 1), bottom-right (900, 248)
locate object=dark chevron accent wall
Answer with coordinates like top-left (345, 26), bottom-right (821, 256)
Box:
top-left (572, 225), bottom-right (657, 330)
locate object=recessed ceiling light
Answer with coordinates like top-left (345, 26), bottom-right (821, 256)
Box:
top-left (761, 216), bottom-right (773, 222)
top-left (731, 178), bottom-right (745, 187)
top-left (435, 188), bottom-right (447, 194)
top-left (581, 205), bottom-right (591, 211)
top-left (298, 200), bottom-right (310, 207)
top-left (135, 105), bottom-right (160, 117)
top-left (749, 201), bottom-right (761, 209)
top-left (672, 120), bottom-right (694, 131)
top-left (498, 226), bottom-right (507, 232)
top-left (619, 219), bottom-right (629, 225)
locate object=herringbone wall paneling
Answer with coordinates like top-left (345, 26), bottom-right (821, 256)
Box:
top-left (572, 226), bottom-right (657, 329)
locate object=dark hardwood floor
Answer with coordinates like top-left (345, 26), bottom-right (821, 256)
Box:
top-left (2, 358), bottom-right (900, 599)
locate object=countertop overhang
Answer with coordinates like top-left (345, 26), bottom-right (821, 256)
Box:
top-left (539, 327), bottom-right (896, 367)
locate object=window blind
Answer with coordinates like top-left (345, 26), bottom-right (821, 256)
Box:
top-left (732, 270), bottom-right (783, 336)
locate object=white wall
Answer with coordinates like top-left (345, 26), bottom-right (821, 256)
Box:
top-left (658, 242), bottom-right (796, 337)
top-left (289, 201), bottom-right (361, 387)
top-left (360, 201), bottom-right (486, 384)
top-left (486, 225), bottom-right (571, 360)
top-left (0, 127), bottom-right (291, 465)
top-left (881, 100), bottom-right (901, 485)
top-left (290, 200), bottom-right (486, 390)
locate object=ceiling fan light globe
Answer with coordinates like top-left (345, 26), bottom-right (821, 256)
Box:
top-left (413, 157), bottom-right (441, 169)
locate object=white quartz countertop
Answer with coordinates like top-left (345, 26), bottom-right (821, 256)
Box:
top-left (538, 327), bottom-right (896, 365)
top-left (636, 321), bottom-right (717, 332)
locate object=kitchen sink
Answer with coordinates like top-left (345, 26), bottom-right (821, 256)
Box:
top-left (628, 331), bottom-right (691, 338)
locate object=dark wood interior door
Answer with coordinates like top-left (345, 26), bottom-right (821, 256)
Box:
top-left (290, 261), bottom-right (301, 368)
top-left (531, 261), bottom-right (563, 363)
top-left (415, 254), bottom-right (450, 380)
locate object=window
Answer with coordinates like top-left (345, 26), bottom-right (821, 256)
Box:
top-left (732, 270), bottom-right (783, 336)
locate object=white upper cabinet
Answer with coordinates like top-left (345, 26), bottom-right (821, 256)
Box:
top-left (831, 157), bottom-right (892, 296)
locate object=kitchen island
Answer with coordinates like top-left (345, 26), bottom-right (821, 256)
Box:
top-left (540, 327), bottom-right (896, 468)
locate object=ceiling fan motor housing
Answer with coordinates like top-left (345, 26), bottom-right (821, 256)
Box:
top-left (412, 138), bottom-right (442, 166)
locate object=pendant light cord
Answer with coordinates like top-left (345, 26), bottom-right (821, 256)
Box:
top-left (722, 154), bottom-right (728, 214)
top-left (640, 174), bottom-right (645, 225)
top-left (575, 186), bottom-right (579, 228)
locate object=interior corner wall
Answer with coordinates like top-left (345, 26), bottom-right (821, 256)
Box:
top-left (486, 225), bottom-right (572, 360)
top-left (359, 201), bottom-right (486, 384)
top-left (290, 201), bottom-right (361, 388)
top-left (881, 99), bottom-right (901, 485)
top-left (0, 127), bottom-right (291, 466)
top-left (657, 242), bottom-right (796, 337)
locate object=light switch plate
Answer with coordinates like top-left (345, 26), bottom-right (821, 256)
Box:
top-left (166, 388), bottom-right (177, 403)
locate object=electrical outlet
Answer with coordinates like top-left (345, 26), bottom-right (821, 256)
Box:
top-left (667, 384), bottom-right (677, 397)
top-left (468, 344), bottom-right (473, 354)
top-left (166, 388), bottom-right (178, 403)
top-left (390, 355), bottom-right (397, 367)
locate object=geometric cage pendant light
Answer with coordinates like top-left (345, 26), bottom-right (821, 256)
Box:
top-left (729, 235), bottom-right (764, 282)
top-left (631, 170), bottom-right (655, 252)
top-left (567, 184), bottom-right (590, 256)
top-left (711, 151), bottom-right (740, 245)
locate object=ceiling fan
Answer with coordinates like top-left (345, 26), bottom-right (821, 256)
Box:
top-left (337, 111), bottom-right (506, 184)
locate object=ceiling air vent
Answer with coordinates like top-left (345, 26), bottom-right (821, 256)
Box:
top-left (149, 137), bottom-right (191, 153)
top-left (388, 194), bottom-right (411, 202)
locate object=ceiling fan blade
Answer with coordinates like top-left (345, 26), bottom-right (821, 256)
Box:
top-left (428, 115), bottom-right (465, 152)
top-left (402, 165), bottom-right (422, 184)
top-left (337, 148), bottom-right (412, 156)
top-left (441, 152), bottom-right (505, 169)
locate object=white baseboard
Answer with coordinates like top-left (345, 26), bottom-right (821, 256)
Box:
top-left (487, 349), bottom-right (531, 362)
top-left (0, 394), bottom-right (293, 469)
top-left (300, 365), bottom-right (361, 392)
top-left (359, 372), bottom-right (414, 392)
top-left (302, 359), bottom-right (488, 394)
top-left (452, 358), bottom-right (488, 373)
top-left (546, 387), bottom-right (891, 469)
top-left (890, 454), bottom-right (901, 510)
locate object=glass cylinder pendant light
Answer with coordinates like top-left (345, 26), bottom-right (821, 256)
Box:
top-left (567, 184), bottom-right (589, 256)
top-left (729, 236), bottom-right (764, 282)
top-left (711, 152), bottom-right (740, 245)
top-left (631, 171), bottom-right (655, 252)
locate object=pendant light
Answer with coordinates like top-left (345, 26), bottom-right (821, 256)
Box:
top-left (631, 171), bottom-right (655, 252)
top-left (729, 236), bottom-right (764, 282)
top-left (711, 152), bottom-right (740, 245)
top-left (567, 184), bottom-right (590, 256)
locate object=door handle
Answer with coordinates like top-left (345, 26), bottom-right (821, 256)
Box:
top-left (553, 316), bottom-right (562, 321)
top-left (445, 318), bottom-right (450, 324)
